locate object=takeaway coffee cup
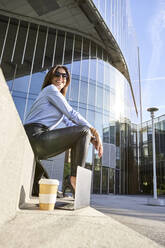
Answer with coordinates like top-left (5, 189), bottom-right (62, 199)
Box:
top-left (39, 179), bottom-right (59, 210)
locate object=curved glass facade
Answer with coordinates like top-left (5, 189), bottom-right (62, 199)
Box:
top-left (93, 0), bottom-right (139, 119)
top-left (0, 0), bottom-right (139, 194)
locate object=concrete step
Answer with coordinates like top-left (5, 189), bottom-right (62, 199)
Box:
top-left (0, 206), bottom-right (162, 248)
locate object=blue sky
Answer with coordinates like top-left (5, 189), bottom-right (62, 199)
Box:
top-left (130, 0), bottom-right (165, 122)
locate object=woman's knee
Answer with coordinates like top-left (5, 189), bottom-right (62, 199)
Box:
top-left (79, 125), bottom-right (91, 137)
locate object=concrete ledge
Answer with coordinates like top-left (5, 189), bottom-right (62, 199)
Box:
top-left (0, 68), bottom-right (35, 226)
top-left (0, 207), bottom-right (161, 248)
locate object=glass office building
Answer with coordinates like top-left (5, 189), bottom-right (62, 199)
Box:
top-left (140, 115), bottom-right (165, 195)
top-left (0, 0), bottom-right (139, 194)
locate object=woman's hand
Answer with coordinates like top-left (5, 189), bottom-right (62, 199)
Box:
top-left (90, 128), bottom-right (103, 158)
top-left (98, 142), bottom-right (103, 158)
top-left (91, 137), bottom-right (103, 158)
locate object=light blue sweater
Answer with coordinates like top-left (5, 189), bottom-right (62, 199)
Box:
top-left (24, 84), bottom-right (92, 130)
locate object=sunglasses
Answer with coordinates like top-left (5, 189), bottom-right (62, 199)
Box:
top-left (54, 71), bottom-right (68, 78)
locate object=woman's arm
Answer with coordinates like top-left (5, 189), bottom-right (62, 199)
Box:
top-left (47, 85), bottom-right (91, 128)
top-left (63, 115), bottom-right (76, 127)
top-left (47, 85), bottom-right (103, 157)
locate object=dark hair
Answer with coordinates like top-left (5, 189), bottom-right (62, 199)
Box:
top-left (41, 65), bottom-right (71, 97)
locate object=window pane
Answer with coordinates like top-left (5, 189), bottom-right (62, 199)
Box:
top-left (29, 71), bottom-right (45, 94)
top-left (64, 32), bottom-right (73, 65)
top-left (13, 95), bottom-right (26, 121)
top-left (33, 26), bottom-right (47, 69)
top-left (13, 21), bottom-right (29, 65)
top-left (12, 75), bottom-right (29, 93)
top-left (80, 80), bottom-right (88, 104)
top-left (87, 109), bottom-right (95, 126)
top-left (72, 36), bottom-right (82, 76)
top-left (79, 107), bottom-right (86, 118)
top-left (70, 78), bottom-right (79, 101)
top-left (96, 86), bottom-right (103, 109)
top-left (88, 82), bottom-right (96, 107)
top-left (54, 30), bottom-right (65, 65)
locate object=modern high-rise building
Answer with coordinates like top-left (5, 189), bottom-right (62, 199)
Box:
top-left (139, 114), bottom-right (165, 195)
top-left (0, 0), bottom-right (139, 194)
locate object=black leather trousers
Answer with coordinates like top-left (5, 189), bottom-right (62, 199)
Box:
top-left (24, 123), bottom-right (91, 177)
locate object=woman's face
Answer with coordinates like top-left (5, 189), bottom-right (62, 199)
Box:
top-left (51, 67), bottom-right (67, 91)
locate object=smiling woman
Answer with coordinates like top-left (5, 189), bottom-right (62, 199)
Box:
top-left (23, 65), bottom-right (103, 197)
top-left (51, 69), bottom-right (68, 91)
top-left (41, 65), bottom-right (70, 96)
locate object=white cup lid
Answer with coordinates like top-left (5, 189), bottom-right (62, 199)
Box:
top-left (39, 179), bottom-right (59, 185)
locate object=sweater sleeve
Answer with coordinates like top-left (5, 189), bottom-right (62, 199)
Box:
top-left (63, 115), bottom-right (76, 127)
top-left (47, 85), bottom-right (92, 128)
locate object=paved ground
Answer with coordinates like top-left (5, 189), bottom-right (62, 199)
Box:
top-left (91, 194), bottom-right (165, 247)
top-left (0, 195), bottom-right (164, 248)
